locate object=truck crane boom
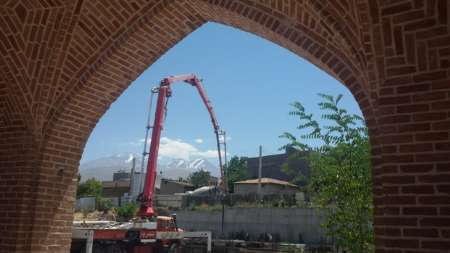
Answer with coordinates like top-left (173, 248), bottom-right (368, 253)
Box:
top-left (138, 74), bottom-right (226, 218)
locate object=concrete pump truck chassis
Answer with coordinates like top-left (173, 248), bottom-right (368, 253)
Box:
top-left (72, 74), bottom-right (225, 253)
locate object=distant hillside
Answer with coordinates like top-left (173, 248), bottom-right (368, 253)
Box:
top-left (79, 153), bottom-right (219, 182)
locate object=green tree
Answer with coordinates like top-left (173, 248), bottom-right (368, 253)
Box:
top-left (115, 202), bottom-right (138, 220)
top-left (281, 93), bottom-right (373, 253)
top-left (225, 156), bottom-right (249, 192)
top-left (76, 178), bottom-right (102, 198)
top-left (188, 169), bottom-right (211, 188)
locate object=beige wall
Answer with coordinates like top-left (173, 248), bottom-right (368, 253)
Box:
top-left (234, 183), bottom-right (297, 196)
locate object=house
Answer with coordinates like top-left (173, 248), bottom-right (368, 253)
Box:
top-left (102, 180), bottom-right (130, 198)
top-left (245, 148), bottom-right (310, 186)
top-left (102, 171), bottom-right (132, 199)
top-left (102, 171), bottom-right (163, 206)
top-left (159, 178), bottom-right (194, 195)
top-left (113, 170), bottom-right (130, 181)
top-left (234, 178), bottom-right (298, 196)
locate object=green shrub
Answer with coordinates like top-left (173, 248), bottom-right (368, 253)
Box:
top-left (115, 203), bottom-right (138, 219)
top-left (96, 197), bottom-right (113, 212)
top-left (77, 178), bottom-right (102, 198)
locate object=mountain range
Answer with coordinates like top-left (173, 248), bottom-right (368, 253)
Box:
top-left (79, 153), bottom-right (219, 181)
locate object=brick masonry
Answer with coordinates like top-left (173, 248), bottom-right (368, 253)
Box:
top-left (0, 0), bottom-right (449, 252)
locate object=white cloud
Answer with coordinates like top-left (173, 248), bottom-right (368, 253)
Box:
top-left (129, 137), bottom-right (222, 160)
top-left (159, 137), bottom-right (198, 160)
top-left (196, 150), bottom-right (220, 158)
top-left (125, 154), bottom-right (135, 163)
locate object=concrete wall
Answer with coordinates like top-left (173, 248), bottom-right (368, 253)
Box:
top-left (176, 207), bottom-right (331, 244)
top-left (155, 194), bottom-right (185, 208)
top-left (75, 197), bottom-right (96, 211)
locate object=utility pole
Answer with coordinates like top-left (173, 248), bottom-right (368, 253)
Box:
top-left (129, 157), bottom-right (136, 200)
top-left (223, 131), bottom-right (228, 169)
top-left (258, 145), bottom-right (262, 201)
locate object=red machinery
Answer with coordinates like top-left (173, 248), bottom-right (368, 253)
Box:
top-left (71, 74), bottom-right (221, 253)
top-left (138, 74), bottom-right (226, 218)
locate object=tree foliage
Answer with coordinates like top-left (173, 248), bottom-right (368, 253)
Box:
top-left (281, 93), bottom-right (373, 253)
top-left (97, 197), bottom-right (114, 212)
top-left (280, 149), bottom-right (310, 187)
top-left (188, 169), bottom-right (211, 188)
top-left (225, 156), bottom-right (249, 192)
top-left (77, 178), bottom-right (102, 198)
top-left (115, 202), bottom-right (138, 220)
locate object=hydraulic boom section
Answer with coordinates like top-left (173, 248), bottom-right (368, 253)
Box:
top-left (138, 74), bottom-right (226, 218)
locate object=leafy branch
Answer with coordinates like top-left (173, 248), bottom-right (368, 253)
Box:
top-left (280, 93), bottom-right (372, 253)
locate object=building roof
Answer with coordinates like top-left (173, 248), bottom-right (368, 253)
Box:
top-left (234, 178), bottom-right (298, 188)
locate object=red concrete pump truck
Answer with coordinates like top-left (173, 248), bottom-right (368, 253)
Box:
top-left (72, 74), bottom-right (226, 253)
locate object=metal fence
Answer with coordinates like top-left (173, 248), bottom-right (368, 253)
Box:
top-left (184, 192), bottom-right (307, 208)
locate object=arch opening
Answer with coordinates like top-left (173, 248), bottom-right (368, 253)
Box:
top-left (74, 17), bottom-right (373, 253)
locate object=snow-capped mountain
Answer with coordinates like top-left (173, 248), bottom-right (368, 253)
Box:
top-left (79, 153), bottom-right (219, 181)
top-left (161, 158), bottom-right (218, 179)
top-left (165, 158), bottom-right (216, 172)
top-left (79, 153), bottom-right (141, 181)
top-left (80, 153), bottom-right (141, 171)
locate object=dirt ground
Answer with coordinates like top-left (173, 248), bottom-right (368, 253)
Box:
top-left (73, 210), bottom-right (117, 221)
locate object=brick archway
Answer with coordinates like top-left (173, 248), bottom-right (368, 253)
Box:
top-left (1, 1), bottom-right (449, 252)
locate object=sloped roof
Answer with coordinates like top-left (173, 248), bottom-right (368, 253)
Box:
top-left (234, 178), bottom-right (298, 188)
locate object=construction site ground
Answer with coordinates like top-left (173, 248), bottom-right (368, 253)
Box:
top-left (73, 211), bottom-right (117, 222)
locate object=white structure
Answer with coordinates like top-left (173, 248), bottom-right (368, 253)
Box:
top-left (128, 171), bottom-right (161, 202)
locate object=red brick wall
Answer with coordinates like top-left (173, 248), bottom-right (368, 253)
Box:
top-left (0, 0), bottom-right (449, 252)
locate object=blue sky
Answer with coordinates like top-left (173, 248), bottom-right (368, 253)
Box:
top-left (81, 22), bottom-right (362, 163)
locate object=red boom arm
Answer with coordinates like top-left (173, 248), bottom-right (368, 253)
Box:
top-left (138, 74), bottom-right (224, 218)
